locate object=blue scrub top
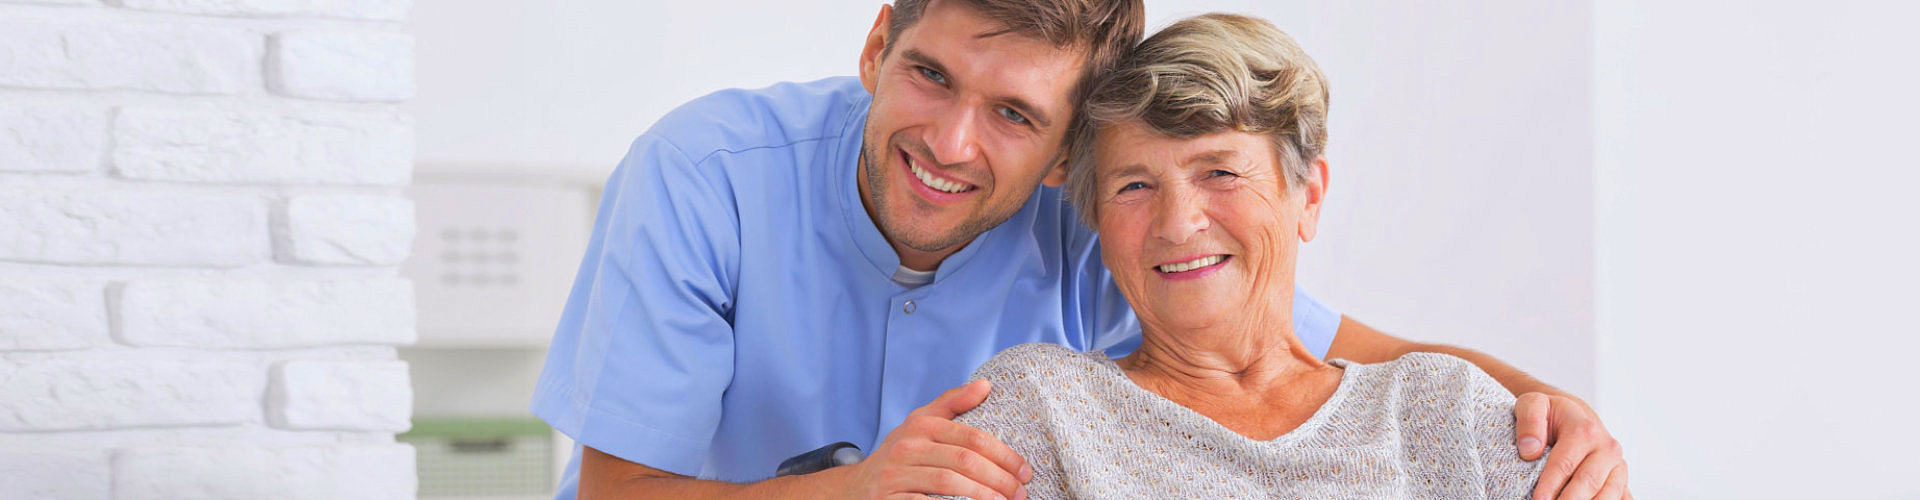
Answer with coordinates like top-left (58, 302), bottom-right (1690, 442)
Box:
top-left (530, 77), bottom-right (1341, 496)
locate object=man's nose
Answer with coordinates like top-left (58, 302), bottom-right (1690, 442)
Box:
top-left (926, 105), bottom-right (981, 166)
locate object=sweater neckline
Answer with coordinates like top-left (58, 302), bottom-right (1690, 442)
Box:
top-left (1089, 351), bottom-right (1362, 447)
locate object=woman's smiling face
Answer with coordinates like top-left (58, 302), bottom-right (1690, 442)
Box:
top-left (1092, 121), bottom-right (1326, 333)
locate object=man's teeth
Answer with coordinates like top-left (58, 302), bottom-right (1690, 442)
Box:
top-left (1157, 255), bottom-right (1224, 273)
top-left (909, 159), bottom-right (971, 194)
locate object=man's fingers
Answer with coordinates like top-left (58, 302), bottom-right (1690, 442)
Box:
top-left (913, 465), bottom-right (1010, 500)
top-left (1512, 393), bottom-right (1552, 461)
top-left (917, 379), bottom-right (993, 420)
top-left (1550, 443), bottom-right (1620, 500)
top-left (1594, 463), bottom-right (1630, 500)
top-left (903, 443), bottom-right (1023, 499)
top-left (1530, 440), bottom-right (1593, 500)
top-left (930, 417), bottom-right (1030, 482)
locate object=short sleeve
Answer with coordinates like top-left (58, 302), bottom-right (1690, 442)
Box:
top-left (530, 134), bottom-right (741, 476)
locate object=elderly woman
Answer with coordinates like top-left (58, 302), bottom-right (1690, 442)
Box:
top-left (955, 13), bottom-right (1544, 499)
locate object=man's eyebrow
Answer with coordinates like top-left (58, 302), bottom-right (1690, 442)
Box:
top-left (899, 49), bottom-right (1056, 129)
top-left (900, 49), bottom-right (952, 82)
top-left (1000, 95), bottom-right (1055, 128)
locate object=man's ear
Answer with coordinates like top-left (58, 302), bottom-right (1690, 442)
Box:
top-left (1297, 156), bottom-right (1330, 242)
top-left (859, 5), bottom-right (893, 94)
top-left (1041, 150), bottom-right (1071, 187)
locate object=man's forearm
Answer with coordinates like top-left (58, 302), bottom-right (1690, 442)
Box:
top-left (1327, 316), bottom-right (1574, 400)
top-left (581, 446), bottom-right (850, 500)
top-left (587, 469), bottom-right (848, 500)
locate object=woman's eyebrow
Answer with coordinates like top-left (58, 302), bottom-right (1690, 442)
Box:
top-left (1183, 149), bottom-right (1244, 167)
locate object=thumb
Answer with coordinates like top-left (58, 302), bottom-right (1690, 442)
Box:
top-left (920, 379), bottom-right (992, 420)
top-left (1512, 392), bottom-right (1551, 461)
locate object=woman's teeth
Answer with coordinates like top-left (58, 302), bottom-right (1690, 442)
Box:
top-left (1157, 255), bottom-right (1224, 273)
top-left (909, 159), bottom-right (972, 194)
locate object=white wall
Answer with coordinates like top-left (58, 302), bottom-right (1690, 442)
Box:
top-left (0, 1), bottom-right (418, 498)
top-left (1594, 0), bottom-right (1920, 497)
top-left (409, 0), bottom-right (1600, 399)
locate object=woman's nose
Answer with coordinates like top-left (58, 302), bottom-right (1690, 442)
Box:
top-left (1151, 187), bottom-right (1209, 244)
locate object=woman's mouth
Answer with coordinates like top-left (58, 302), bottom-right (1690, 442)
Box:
top-left (1155, 254), bottom-right (1230, 276)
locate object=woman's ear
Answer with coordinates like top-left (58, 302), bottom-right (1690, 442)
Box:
top-left (1297, 156), bottom-right (1329, 242)
top-left (858, 5), bottom-right (894, 94)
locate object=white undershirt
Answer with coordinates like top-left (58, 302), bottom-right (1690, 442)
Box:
top-left (891, 265), bottom-right (936, 288)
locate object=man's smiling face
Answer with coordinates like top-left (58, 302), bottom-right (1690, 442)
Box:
top-left (856, 0), bottom-right (1085, 269)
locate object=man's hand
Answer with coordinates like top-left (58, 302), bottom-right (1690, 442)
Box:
top-left (1514, 393), bottom-right (1631, 500)
top-left (844, 379), bottom-right (1032, 500)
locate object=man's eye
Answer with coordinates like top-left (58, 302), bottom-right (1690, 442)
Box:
top-left (1118, 181), bottom-right (1148, 193)
top-left (996, 106), bottom-right (1029, 125)
top-left (1207, 169), bottom-right (1238, 178)
top-left (917, 67), bottom-right (947, 85)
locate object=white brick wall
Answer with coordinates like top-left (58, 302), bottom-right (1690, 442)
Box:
top-left (270, 31), bottom-right (416, 101)
top-left (115, 445), bottom-right (416, 500)
top-left (0, 0), bottom-right (417, 498)
top-left (0, 450), bottom-right (111, 500)
top-left (281, 194), bottom-right (416, 265)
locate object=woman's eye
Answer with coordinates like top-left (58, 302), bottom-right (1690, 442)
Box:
top-left (1117, 181), bottom-right (1148, 193)
top-left (917, 67), bottom-right (947, 85)
top-left (996, 106), bottom-right (1029, 125)
top-left (1207, 169), bottom-right (1238, 179)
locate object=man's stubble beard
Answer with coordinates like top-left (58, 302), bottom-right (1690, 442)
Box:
top-left (860, 138), bottom-right (1009, 254)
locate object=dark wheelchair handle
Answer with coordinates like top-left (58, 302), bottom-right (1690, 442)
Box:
top-left (775, 441), bottom-right (867, 477)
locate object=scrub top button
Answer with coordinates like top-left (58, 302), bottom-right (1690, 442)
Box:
top-left (904, 301), bottom-right (917, 314)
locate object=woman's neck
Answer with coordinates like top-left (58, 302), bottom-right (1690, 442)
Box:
top-left (1117, 308), bottom-right (1342, 440)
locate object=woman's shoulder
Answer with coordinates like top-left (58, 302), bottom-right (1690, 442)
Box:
top-left (961, 343), bottom-right (1120, 420)
top-left (1333, 352), bottom-right (1518, 432)
top-left (1343, 352), bottom-right (1510, 401)
top-left (970, 343), bottom-right (1115, 385)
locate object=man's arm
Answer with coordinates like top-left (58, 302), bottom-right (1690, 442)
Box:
top-left (579, 380), bottom-right (1032, 500)
top-left (1323, 316), bottom-right (1630, 500)
top-left (582, 446), bottom-right (845, 500)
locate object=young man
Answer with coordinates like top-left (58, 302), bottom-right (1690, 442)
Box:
top-left (533, 1), bottom-right (1627, 499)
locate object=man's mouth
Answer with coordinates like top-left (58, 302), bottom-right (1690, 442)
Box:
top-left (903, 151), bottom-right (976, 194)
top-left (1156, 254), bottom-right (1230, 274)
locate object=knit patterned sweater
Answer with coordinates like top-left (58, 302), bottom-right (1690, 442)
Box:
top-left (953, 343), bottom-right (1544, 499)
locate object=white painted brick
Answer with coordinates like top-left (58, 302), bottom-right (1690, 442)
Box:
top-left (0, 450), bottom-right (110, 500)
top-left (118, 279), bottom-right (416, 348)
top-left (0, 188), bottom-right (269, 267)
top-left (0, 359), bottom-right (262, 431)
top-left (0, 21), bottom-right (259, 94)
top-left (0, 106), bottom-right (107, 173)
top-left (114, 445), bottom-right (416, 500)
top-left (0, 282), bottom-right (108, 351)
top-left (270, 31), bottom-right (414, 101)
top-left (270, 360), bottom-right (410, 431)
top-left (113, 106), bottom-right (413, 185)
top-left (109, 0), bottom-right (411, 20)
top-left (282, 194), bottom-right (415, 265)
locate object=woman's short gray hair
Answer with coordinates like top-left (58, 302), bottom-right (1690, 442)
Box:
top-left (1064, 13), bottom-right (1330, 227)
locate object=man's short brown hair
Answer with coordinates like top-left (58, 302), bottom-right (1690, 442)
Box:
top-left (886, 0), bottom-right (1145, 122)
